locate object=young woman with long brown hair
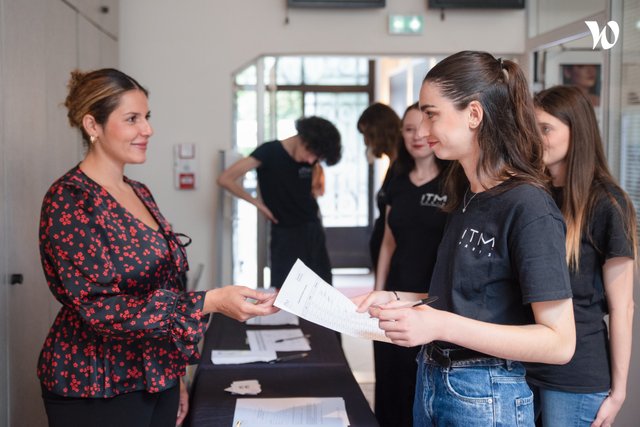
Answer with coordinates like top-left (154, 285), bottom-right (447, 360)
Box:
top-left (526, 85), bottom-right (636, 427)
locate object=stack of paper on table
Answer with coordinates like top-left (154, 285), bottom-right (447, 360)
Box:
top-left (246, 310), bottom-right (299, 326)
top-left (246, 328), bottom-right (311, 352)
top-left (232, 397), bottom-right (349, 427)
top-left (274, 259), bottom-right (391, 343)
top-left (211, 350), bottom-right (277, 365)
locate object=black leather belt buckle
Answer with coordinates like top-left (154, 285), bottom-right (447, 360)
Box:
top-left (425, 344), bottom-right (451, 369)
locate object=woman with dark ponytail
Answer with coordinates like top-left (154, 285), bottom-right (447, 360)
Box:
top-left (354, 51), bottom-right (576, 426)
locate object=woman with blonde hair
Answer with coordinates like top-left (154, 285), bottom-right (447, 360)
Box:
top-left (372, 102), bottom-right (449, 426)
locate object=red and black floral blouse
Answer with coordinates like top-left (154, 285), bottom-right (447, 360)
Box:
top-left (37, 166), bottom-right (208, 398)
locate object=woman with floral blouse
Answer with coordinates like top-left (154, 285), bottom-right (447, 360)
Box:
top-left (37, 68), bottom-right (278, 427)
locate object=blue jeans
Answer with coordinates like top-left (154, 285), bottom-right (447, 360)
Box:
top-left (413, 346), bottom-right (534, 426)
top-left (534, 387), bottom-right (608, 427)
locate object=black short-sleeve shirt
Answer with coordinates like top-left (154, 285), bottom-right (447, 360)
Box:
top-left (526, 184), bottom-right (635, 393)
top-left (385, 173), bottom-right (448, 293)
top-left (251, 141), bottom-right (319, 227)
top-left (428, 181), bottom-right (572, 327)
top-left (369, 165), bottom-right (396, 267)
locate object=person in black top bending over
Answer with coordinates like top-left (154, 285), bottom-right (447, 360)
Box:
top-left (357, 103), bottom-right (401, 270)
top-left (38, 68), bottom-right (277, 427)
top-left (353, 51), bottom-right (576, 426)
top-left (217, 117), bottom-right (341, 288)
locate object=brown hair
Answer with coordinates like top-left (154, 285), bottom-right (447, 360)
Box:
top-left (357, 102), bottom-right (401, 159)
top-left (64, 68), bottom-right (148, 146)
top-left (423, 51), bottom-right (548, 211)
top-left (534, 85), bottom-right (637, 269)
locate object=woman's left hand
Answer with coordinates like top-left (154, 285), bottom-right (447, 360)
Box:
top-left (591, 393), bottom-right (624, 427)
top-left (176, 379), bottom-right (189, 426)
top-left (369, 304), bottom-right (440, 347)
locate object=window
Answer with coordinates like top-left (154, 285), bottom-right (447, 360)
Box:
top-left (230, 56), bottom-right (373, 286)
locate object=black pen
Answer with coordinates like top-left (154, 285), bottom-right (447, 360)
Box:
top-left (412, 296), bottom-right (439, 307)
top-left (269, 352), bottom-right (309, 364)
top-left (274, 334), bottom-right (311, 343)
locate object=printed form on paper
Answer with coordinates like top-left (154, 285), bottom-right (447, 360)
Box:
top-left (274, 259), bottom-right (391, 343)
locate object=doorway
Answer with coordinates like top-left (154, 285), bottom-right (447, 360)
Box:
top-left (230, 56), bottom-right (374, 287)
top-left (227, 55), bottom-right (442, 287)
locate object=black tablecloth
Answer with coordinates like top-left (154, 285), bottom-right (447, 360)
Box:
top-left (184, 313), bottom-right (378, 427)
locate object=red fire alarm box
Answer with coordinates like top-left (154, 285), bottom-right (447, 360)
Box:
top-left (174, 143), bottom-right (197, 190)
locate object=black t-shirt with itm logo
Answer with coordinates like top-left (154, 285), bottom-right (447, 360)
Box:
top-left (251, 141), bottom-right (319, 227)
top-left (428, 181), bottom-right (572, 329)
top-left (526, 184), bottom-right (635, 393)
top-left (385, 173), bottom-right (448, 293)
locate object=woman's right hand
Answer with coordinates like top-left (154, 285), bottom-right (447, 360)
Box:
top-left (204, 286), bottom-right (279, 321)
top-left (352, 291), bottom-right (401, 312)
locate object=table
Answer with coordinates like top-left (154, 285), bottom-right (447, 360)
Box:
top-left (198, 314), bottom-right (347, 368)
top-left (184, 313), bottom-right (378, 427)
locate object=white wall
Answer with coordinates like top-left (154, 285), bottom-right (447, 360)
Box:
top-left (532, 0), bottom-right (606, 35)
top-left (0, 1), bottom-right (118, 425)
top-left (119, 0), bottom-right (526, 288)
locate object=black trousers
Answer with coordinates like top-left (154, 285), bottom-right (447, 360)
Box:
top-left (374, 341), bottom-right (420, 427)
top-left (270, 221), bottom-right (332, 288)
top-left (42, 385), bottom-right (179, 427)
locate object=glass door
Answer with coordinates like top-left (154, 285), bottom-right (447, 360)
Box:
top-left (231, 56), bottom-right (373, 287)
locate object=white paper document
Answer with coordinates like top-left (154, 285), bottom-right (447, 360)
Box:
top-left (274, 259), bottom-right (391, 343)
top-left (246, 310), bottom-right (300, 326)
top-left (246, 329), bottom-right (311, 352)
top-left (211, 350), bottom-right (277, 365)
top-left (232, 397), bottom-right (349, 427)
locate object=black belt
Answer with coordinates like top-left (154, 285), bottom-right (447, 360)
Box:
top-left (425, 343), bottom-right (489, 369)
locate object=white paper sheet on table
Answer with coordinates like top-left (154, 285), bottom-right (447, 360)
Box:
top-left (246, 329), bottom-right (311, 352)
top-left (246, 310), bottom-right (300, 326)
top-left (211, 350), bottom-right (276, 365)
top-left (232, 397), bottom-right (349, 427)
top-left (274, 259), bottom-right (391, 343)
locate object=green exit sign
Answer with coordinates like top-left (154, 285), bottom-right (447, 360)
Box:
top-left (388, 15), bottom-right (424, 35)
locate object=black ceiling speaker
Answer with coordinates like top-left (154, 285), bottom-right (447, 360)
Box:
top-left (428, 0), bottom-right (525, 9)
top-left (288, 0), bottom-right (386, 8)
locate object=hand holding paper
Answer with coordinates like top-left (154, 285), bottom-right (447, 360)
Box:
top-left (274, 260), bottom-right (391, 342)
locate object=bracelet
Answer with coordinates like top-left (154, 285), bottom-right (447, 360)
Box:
top-left (392, 290), bottom-right (400, 301)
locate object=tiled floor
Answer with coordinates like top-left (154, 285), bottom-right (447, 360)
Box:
top-left (333, 272), bottom-right (376, 410)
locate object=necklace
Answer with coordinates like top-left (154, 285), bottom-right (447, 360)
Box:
top-left (462, 187), bottom-right (478, 213)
